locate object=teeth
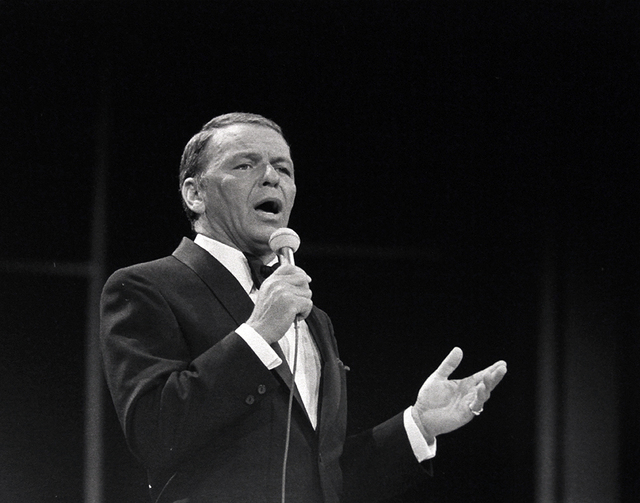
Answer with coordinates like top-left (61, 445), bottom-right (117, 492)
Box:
top-left (256, 201), bottom-right (279, 214)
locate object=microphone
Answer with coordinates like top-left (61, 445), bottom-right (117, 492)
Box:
top-left (268, 227), bottom-right (302, 503)
top-left (269, 228), bottom-right (300, 267)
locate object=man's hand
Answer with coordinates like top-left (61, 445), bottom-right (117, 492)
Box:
top-left (411, 347), bottom-right (507, 441)
top-left (246, 264), bottom-right (313, 344)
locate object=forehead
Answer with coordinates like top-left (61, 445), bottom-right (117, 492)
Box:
top-left (206, 124), bottom-right (291, 163)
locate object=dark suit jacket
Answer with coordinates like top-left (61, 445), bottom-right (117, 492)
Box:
top-left (100, 238), bottom-right (428, 503)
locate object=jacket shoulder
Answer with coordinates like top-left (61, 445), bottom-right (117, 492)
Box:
top-left (105, 254), bottom-right (182, 286)
top-left (105, 237), bottom-right (198, 286)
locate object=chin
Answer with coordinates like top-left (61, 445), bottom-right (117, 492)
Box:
top-left (248, 228), bottom-right (279, 253)
top-left (258, 222), bottom-right (286, 237)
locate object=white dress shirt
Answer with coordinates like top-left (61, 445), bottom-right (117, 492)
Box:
top-left (193, 234), bottom-right (435, 460)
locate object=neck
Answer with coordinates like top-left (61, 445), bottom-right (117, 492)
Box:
top-left (246, 250), bottom-right (277, 264)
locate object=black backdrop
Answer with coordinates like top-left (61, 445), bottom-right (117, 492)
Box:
top-left (1, 1), bottom-right (637, 502)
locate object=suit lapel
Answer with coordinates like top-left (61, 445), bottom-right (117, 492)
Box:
top-left (305, 309), bottom-right (341, 435)
top-left (172, 238), bottom-right (315, 425)
top-left (172, 238), bottom-right (255, 326)
top-left (270, 341), bottom-right (307, 417)
top-left (305, 309), bottom-right (330, 366)
top-left (273, 312), bottom-right (330, 430)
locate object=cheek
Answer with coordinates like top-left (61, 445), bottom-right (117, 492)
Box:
top-left (286, 185), bottom-right (297, 212)
top-left (284, 180), bottom-right (297, 201)
top-left (216, 179), bottom-right (251, 216)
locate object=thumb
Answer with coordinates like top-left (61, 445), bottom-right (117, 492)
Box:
top-left (433, 347), bottom-right (463, 379)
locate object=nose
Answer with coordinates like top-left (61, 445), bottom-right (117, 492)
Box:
top-left (261, 163), bottom-right (280, 186)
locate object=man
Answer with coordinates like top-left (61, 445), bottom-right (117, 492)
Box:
top-left (100, 112), bottom-right (507, 503)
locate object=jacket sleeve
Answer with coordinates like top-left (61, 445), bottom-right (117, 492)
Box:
top-left (100, 266), bottom-right (280, 473)
top-left (310, 309), bottom-right (431, 502)
top-left (340, 412), bottom-right (432, 502)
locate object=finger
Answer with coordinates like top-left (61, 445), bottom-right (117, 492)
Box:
top-left (295, 298), bottom-right (314, 319)
top-left (271, 263), bottom-right (296, 275)
top-left (280, 267), bottom-right (312, 285)
top-left (274, 264), bottom-right (309, 275)
top-left (485, 364), bottom-right (507, 391)
top-left (267, 271), bottom-right (312, 290)
top-left (292, 273), bottom-right (313, 286)
top-left (469, 383), bottom-right (487, 411)
top-left (433, 347), bottom-right (463, 379)
top-left (478, 379), bottom-right (490, 403)
top-left (468, 360), bottom-right (507, 386)
top-left (291, 285), bottom-right (313, 300)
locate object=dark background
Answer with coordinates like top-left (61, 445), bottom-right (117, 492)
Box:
top-left (1, 1), bottom-right (638, 502)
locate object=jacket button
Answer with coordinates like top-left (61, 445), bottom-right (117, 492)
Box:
top-left (245, 394), bottom-right (255, 405)
top-left (257, 384), bottom-right (267, 395)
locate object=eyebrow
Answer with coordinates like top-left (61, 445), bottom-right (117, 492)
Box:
top-left (233, 152), bottom-right (293, 166)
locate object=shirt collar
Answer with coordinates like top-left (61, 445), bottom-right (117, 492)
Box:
top-left (193, 234), bottom-right (254, 295)
top-left (192, 234), bottom-right (277, 294)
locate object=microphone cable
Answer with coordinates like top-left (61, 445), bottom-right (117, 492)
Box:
top-left (280, 316), bottom-right (300, 503)
top-left (267, 228), bottom-right (303, 503)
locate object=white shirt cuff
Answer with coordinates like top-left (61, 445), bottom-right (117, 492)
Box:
top-left (404, 407), bottom-right (437, 462)
top-left (236, 323), bottom-right (282, 370)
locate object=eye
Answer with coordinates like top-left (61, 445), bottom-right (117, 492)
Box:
top-left (276, 166), bottom-right (292, 177)
top-left (234, 163), bottom-right (253, 170)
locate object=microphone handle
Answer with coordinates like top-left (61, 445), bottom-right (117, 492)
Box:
top-left (278, 247), bottom-right (295, 267)
top-left (277, 246), bottom-right (299, 326)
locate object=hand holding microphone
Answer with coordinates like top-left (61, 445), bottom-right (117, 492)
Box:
top-left (245, 229), bottom-right (313, 345)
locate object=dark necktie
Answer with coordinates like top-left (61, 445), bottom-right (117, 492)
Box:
top-left (244, 253), bottom-right (279, 288)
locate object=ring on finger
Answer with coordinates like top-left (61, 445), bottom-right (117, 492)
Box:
top-left (469, 404), bottom-right (483, 416)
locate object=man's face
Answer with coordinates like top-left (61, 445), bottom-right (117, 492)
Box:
top-left (194, 124), bottom-right (296, 256)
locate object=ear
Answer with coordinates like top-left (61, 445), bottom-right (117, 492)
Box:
top-left (181, 177), bottom-right (206, 217)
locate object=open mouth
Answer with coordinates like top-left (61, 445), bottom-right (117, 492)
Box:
top-left (254, 199), bottom-right (282, 215)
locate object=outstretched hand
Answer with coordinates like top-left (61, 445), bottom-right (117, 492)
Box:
top-left (411, 347), bottom-right (507, 441)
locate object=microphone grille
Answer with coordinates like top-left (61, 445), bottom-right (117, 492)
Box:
top-left (269, 228), bottom-right (300, 253)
